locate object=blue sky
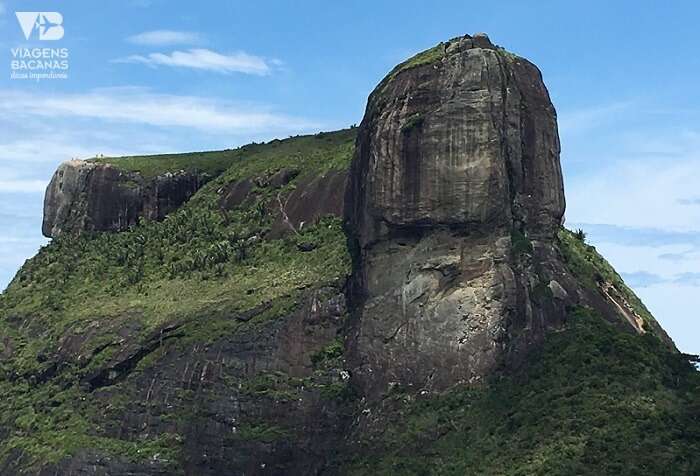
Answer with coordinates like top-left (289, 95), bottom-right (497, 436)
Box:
top-left (0, 0), bottom-right (698, 354)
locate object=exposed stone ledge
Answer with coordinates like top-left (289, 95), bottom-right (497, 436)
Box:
top-left (42, 160), bottom-right (207, 237)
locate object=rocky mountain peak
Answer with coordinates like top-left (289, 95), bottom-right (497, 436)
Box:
top-left (348, 32), bottom-right (564, 248)
top-left (342, 35), bottom-right (633, 400)
top-left (42, 159), bottom-right (206, 237)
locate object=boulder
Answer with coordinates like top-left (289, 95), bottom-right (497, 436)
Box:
top-left (269, 170), bottom-right (347, 238)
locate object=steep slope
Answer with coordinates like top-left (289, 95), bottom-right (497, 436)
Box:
top-left (1, 130), bottom-right (357, 475)
top-left (0, 34), bottom-right (698, 475)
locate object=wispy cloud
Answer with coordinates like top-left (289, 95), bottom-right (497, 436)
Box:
top-left (620, 271), bottom-right (700, 289)
top-left (126, 30), bottom-right (200, 46)
top-left (570, 223), bottom-right (700, 292)
top-left (0, 180), bottom-right (47, 193)
top-left (558, 102), bottom-right (632, 137)
top-left (114, 49), bottom-right (272, 75)
top-left (567, 223), bottom-right (700, 248)
top-left (620, 271), bottom-right (667, 288)
top-left (0, 88), bottom-right (319, 133)
top-left (658, 252), bottom-right (689, 262)
top-left (565, 130), bottom-right (700, 232)
top-left (0, 3), bottom-right (5, 16)
top-left (0, 138), bottom-right (132, 165)
top-left (674, 272), bottom-right (700, 287)
top-left (678, 197), bottom-right (700, 206)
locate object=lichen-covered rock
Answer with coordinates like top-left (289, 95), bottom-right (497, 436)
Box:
top-left (42, 160), bottom-right (206, 237)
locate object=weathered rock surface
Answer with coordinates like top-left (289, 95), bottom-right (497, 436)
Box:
top-left (42, 160), bottom-right (206, 237)
top-left (269, 170), bottom-right (347, 237)
top-left (344, 34), bottom-right (637, 400)
top-left (348, 34), bottom-right (564, 248)
top-left (217, 169), bottom-right (347, 239)
top-left (0, 287), bottom-right (349, 476)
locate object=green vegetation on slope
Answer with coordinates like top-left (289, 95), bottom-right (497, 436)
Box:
top-left (0, 129), bottom-right (355, 471)
top-left (92, 150), bottom-right (239, 179)
top-left (345, 308), bottom-right (700, 475)
top-left (558, 228), bottom-right (657, 328)
top-left (0, 126), bottom-right (696, 474)
top-left (90, 128), bottom-right (356, 179)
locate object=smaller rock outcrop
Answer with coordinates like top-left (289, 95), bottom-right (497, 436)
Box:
top-left (42, 160), bottom-right (206, 237)
top-left (269, 170), bottom-right (347, 238)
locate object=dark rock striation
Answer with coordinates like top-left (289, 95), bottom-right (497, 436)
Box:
top-left (42, 160), bottom-right (206, 237)
top-left (343, 33), bottom-right (639, 400)
top-left (348, 33), bottom-right (564, 247)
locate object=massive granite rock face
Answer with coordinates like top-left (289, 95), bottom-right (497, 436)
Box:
top-left (345, 34), bottom-right (574, 399)
top-left (42, 160), bottom-right (206, 237)
top-left (348, 33), bottom-right (565, 247)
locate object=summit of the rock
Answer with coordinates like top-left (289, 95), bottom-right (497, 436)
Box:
top-left (348, 33), bottom-right (564, 248)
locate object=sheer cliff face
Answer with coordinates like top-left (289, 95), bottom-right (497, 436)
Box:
top-left (42, 160), bottom-right (205, 237)
top-left (348, 34), bottom-right (565, 247)
top-left (346, 34), bottom-right (570, 398)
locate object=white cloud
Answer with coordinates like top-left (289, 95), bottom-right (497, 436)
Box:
top-left (567, 156), bottom-right (700, 232)
top-left (0, 180), bottom-right (47, 193)
top-left (635, 283), bottom-right (700, 354)
top-left (0, 88), bottom-right (319, 133)
top-left (558, 102), bottom-right (631, 137)
top-left (114, 48), bottom-right (271, 75)
top-left (593, 241), bottom-right (700, 283)
top-left (126, 30), bottom-right (200, 46)
top-left (0, 138), bottom-right (131, 164)
top-left (564, 119), bottom-right (700, 233)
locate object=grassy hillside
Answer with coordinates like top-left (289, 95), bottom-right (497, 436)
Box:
top-left (0, 129), bottom-right (355, 470)
top-left (90, 128), bottom-right (356, 179)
